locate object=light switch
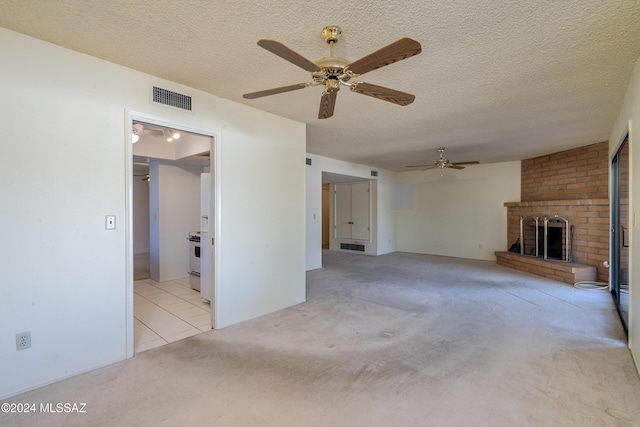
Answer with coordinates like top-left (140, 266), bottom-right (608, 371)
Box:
top-left (105, 215), bottom-right (116, 230)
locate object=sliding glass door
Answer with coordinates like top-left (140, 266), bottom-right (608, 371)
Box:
top-left (611, 136), bottom-right (629, 332)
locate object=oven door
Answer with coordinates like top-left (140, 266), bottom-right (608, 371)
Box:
top-left (189, 243), bottom-right (200, 273)
top-left (188, 240), bottom-right (201, 291)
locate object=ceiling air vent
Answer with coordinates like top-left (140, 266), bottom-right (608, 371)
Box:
top-left (152, 86), bottom-right (192, 111)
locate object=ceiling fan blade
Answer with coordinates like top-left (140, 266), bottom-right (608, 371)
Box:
top-left (243, 83), bottom-right (308, 99)
top-left (350, 82), bottom-right (415, 106)
top-left (318, 91), bottom-right (338, 119)
top-left (451, 161), bottom-right (480, 166)
top-left (257, 39), bottom-right (321, 72)
top-left (406, 165), bottom-right (436, 170)
top-left (348, 38), bottom-right (422, 76)
top-left (447, 165), bottom-right (466, 170)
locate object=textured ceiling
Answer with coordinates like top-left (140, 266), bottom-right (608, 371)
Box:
top-left (1, 0), bottom-right (639, 170)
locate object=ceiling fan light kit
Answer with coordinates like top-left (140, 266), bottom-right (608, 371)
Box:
top-left (243, 26), bottom-right (422, 119)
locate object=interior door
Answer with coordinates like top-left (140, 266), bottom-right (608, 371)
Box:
top-left (611, 136), bottom-right (629, 333)
top-left (351, 181), bottom-right (371, 240)
top-left (334, 183), bottom-right (352, 239)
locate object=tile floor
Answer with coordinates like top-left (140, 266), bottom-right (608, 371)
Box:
top-left (134, 277), bottom-right (211, 353)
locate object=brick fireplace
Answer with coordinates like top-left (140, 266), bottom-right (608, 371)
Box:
top-left (496, 142), bottom-right (610, 284)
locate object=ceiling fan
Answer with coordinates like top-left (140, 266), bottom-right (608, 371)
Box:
top-left (132, 123), bottom-right (163, 137)
top-left (406, 148), bottom-right (479, 171)
top-left (242, 26), bottom-right (422, 119)
top-left (132, 123), bottom-right (182, 142)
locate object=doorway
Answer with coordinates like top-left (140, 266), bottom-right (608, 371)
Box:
top-left (321, 171), bottom-right (374, 258)
top-left (611, 135), bottom-right (629, 333)
top-left (126, 113), bottom-right (217, 356)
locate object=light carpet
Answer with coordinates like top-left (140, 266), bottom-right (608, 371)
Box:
top-left (2, 251), bottom-right (639, 426)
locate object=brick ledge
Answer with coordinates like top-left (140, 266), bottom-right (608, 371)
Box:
top-left (495, 251), bottom-right (598, 284)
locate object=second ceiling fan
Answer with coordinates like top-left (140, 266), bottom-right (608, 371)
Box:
top-left (406, 148), bottom-right (479, 171)
top-left (243, 26), bottom-right (422, 119)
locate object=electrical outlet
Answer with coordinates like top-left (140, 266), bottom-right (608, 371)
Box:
top-left (16, 331), bottom-right (31, 351)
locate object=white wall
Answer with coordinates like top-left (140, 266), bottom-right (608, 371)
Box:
top-left (304, 155), bottom-right (519, 268)
top-left (305, 154), bottom-right (398, 270)
top-left (132, 167), bottom-right (150, 254)
top-left (149, 161), bottom-right (202, 282)
top-left (396, 162), bottom-right (521, 261)
top-left (0, 28), bottom-right (306, 399)
top-left (609, 55), bottom-right (640, 370)
top-left (306, 160), bottom-right (323, 270)
top-left (217, 118), bottom-right (306, 327)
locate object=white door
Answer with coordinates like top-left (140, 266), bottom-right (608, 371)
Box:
top-left (334, 181), bottom-right (371, 241)
top-left (351, 182), bottom-right (370, 240)
top-left (334, 183), bottom-right (352, 239)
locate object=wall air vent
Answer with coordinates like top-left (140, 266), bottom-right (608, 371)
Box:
top-left (340, 243), bottom-right (365, 252)
top-left (371, 171), bottom-right (378, 177)
top-left (152, 86), bottom-right (192, 111)
top-left (306, 158), bottom-right (312, 165)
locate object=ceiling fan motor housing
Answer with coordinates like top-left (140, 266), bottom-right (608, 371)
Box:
top-left (322, 26), bottom-right (342, 44)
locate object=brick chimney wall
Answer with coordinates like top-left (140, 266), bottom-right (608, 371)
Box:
top-left (521, 142), bottom-right (609, 202)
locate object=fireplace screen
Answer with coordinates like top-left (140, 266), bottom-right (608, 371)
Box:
top-left (520, 215), bottom-right (570, 261)
top-left (543, 216), bottom-right (570, 261)
top-left (520, 216), bottom-right (539, 257)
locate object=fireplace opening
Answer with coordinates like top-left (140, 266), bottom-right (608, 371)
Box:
top-left (538, 225), bottom-right (563, 260)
